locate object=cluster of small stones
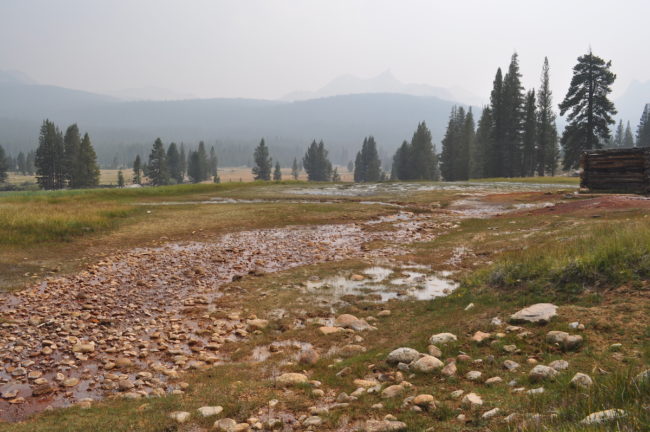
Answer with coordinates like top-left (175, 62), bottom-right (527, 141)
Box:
top-left (196, 302), bottom-right (644, 431)
top-left (0, 212), bottom-right (448, 420)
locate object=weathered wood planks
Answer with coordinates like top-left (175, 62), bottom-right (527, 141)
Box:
top-left (581, 148), bottom-right (650, 194)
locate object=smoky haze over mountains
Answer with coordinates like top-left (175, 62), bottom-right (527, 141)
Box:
top-left (1, 0), bottom-right (650, 166)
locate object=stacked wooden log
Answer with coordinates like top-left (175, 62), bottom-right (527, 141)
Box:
top-left (581, 148), bottom-right (650, 194)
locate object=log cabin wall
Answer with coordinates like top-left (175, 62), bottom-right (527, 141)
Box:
top-left (580, 148), bottom-right (650, 194)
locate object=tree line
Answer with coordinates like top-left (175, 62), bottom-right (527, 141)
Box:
top-left (137, 139), bottom-right (219, 186)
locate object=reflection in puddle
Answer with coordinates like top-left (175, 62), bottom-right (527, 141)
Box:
top-left (306, 267), bottom-right (458, 302)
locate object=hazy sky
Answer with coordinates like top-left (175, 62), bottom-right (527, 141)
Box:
top-left (1, 0), bottom-right (648, 101)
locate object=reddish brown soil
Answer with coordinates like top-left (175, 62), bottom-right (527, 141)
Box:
top-left (505, 195), bottom-right (650, 217)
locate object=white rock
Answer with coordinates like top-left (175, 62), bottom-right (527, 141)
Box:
top-left (411, 355), bottom-right (444, 373)
top-left (548, 360), bottom-right (569, 371)
top-left (570, 373), bottom-right (593, 389)
top-left (529, 365), bottom-right (558, 382)
top-left (580, 409), bottom-right (626, 425)
top-left (428, 333), bottom-right (457, 345)
top-left (197, 405), bottom-right (223, 417)
top-left (461, 392), bottom-right (483, 408)
top-left (510, 303), bottom-right (557, 324)
top-left (169, 411), bottom-right (190, 423)
top-left (482, 408), bottom-right (500, 419)
top-left (386, 347), bottom-right (420, 364)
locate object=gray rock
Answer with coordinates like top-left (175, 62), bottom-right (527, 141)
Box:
top-left (510, 303), bottom-right (557, 324)
top-left (364, 420), bottom-right (408, 432)
top-left (580, 409), bottom-right (626, 425)
top-left (482, 407), bottom-right (500, 419)
top-left (529, 365), bottom-right (558, 382)
top-left (548, 360), bottom-right (569, 371)
top-left (465, 371), bottom-right (482, 381)
top-left (411, 355), bottom-right (444, 373)
top-left (428, 333), bottom-right (457, 345)
top-left (503, 360), bottom-right (520, 371)
top-left (386, 347), bottom-right (420, 364)
top-left (214, 418), bottom-right (237, 432)
top-left (570, 373), bottom-right (593, 389)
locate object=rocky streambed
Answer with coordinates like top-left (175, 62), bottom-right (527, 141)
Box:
top-left (0, 211), bottom-right (451, 421)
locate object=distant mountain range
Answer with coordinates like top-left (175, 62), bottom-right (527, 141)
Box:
top-left (0, 69), bottom-right (648, 167)
top-left (282, 70), bottom-right (486, 106)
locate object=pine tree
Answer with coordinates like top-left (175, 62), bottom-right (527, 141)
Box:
top-left (440, 107), bottom-right (462, 181)
top-left (63, 124), bottom-right (82, 187)
top-left (545, 125), bottom-right (560, 176)
top-left (559, 50), bottom-right (617, 170)
top-left (501, 53), bottom-right (525, 177)
top-left (623, 121), bottom-right (635, 147)
top-left (410, 121), bottom-right (438, 180)
top-left (197, 141), bottom-right (209, 181)
top-left (613, 120), bottom-right (624, 148)
top-left (354, 136), bottom-right (381, 182)
top-left (488, 68), bottom-right (505, 177)
top-left (35, 119), bottom-right (65, 190)
top-left (117, 170), bottom-right (125, 187)
top-left (77, 133), bottom-right (100, 188)
top-left (291, 157), bottom-right (300, 180)
top-left (331, 167), bottom-right (341, 182)
top-left (187, 151), bottom-right (201, 183)
top-left (167, 142), bottom-right (183, 184)
top-left (521, 90), bottom-right (537, 177)
top-left (470, 106), bottom-right (492, 179)
top-left (637, 104), bottom-right (650, 147)
top-left (133, 155), bottom-right (142, 184)
top-left (303, 140), bottom-right (333, 181)
top-left (0, 145), bottom-right (7, 183)
top-left (209, 146), bottom-right (218, 180)
top-left (148, 138), bottom-right (169, 186)
top-left (252, 138), bottom-right (272, 181)
top-left (536, 57), bottom-right (556, 176)
top-left (391, 141), bottom-right (412, 180)
top-left (16, 152), bottom-right (26, 175)
top-left (273, 161), bottom-right (282, 181)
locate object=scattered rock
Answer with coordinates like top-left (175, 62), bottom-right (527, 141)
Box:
top-left (510, 303), bottom-right (557, 324)
top-left (214, 418), bottom-right (238, 432)
top-left (482, 407), bottom-right (500, 419)
top-left (334, 314), bottom-right (371, 331)
top-left (169, 411), bottom-right (190, 424)
top-left (634, 369), bottom-right (650, 385)
top-left (529, 365), bottom-right (559, 382)
top-left (428, 333), bottom-right (457, 345)
top-left (364, 419), bottom-right (408, 432)
top-left (503, 360), bottom-right (520, 371)
top-left (580, 409), bottom-right (626, 425)
top-left (461, 392), bottom-right (483, 408)
top-left (548, 359), bottom-right (569, 371)
top-left (413, 394), bottom-right (435, 407)
top-left (197, 406), bottom-right (223, 417)
top-left (411, 355), bottom-right (444, 373)
top-left (246, 319), bottom-right (269, 330)
top-left (381, 384), bottom-right (404, 399)
top-left (276, 373), bottom-right (308, 387)
top-left (465, 371), bottom-right (482, 381)
top-left (471, 331), bottom-right (491, 344)
top-left (570, 373), bottom-right (593, 389)
top-left (441, 361), bottom-right (457, 377)
top-left (319, 326), bottom-right (345, 335)
top-left (426, 345), bottom-right (442, 357)
top-left (485, 376), bottom-right (503, 386)
top-left (386, 347), bottom-right (420, 365)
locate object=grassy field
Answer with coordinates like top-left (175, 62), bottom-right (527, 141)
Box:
top-left (0, 182), bottom-right (647, 431)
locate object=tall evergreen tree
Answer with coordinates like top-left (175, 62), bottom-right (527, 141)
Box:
top-left (187, 151), bottom-right (202, 183)
top-left (148, 138), bottom-right (169, 186)
top-left (0, 145), bottom-right (7, 183)
top-left (35, 119), bottom-right (65, 190)
top-left (391, 141), bottom-right (412, 180)
top-left (536, 57), bottom-right (557, 176)
top-left (559, 50), bottom-right (617, 169)
top-left (545, 126), bottom-right (560, 176)
top-left (303, 140), bottom-right (333, 181)
top-left (521, 90), bottom-right (537, 177)
top-left (273, 161), bottom-right (282, 181)
top-left (117, 170), bottom-right (125, 187)
top-left (487, 68), bottom-right (505, 177)
top-left (291, 157), bottom-right (300, 180)
top-left (440, 107), bottom-right (464, 181)
top-left (76, 133), bottom-right (100, 188)
top-left (133, 155), bottom-right (142, 184)
top-left (63, 124), bottom-right (82, 187)
top-left (613, 120), bottom-right (624, 148)
top-left (470, 106), bottom-right (492, 179)
top-left (637, 104), bottom-right (650, 147)
top-left (410, 121), bottom-right (438, 180)
top-left (623, 121), bottom-right (635, 147)
top-left (167, 142), bottom-right (183, 184)
top-left (252, 138), bottom-right (272, 180)
top-left (501, 53), bottom-right (525, 177)
top-left (354, 136), bottom-right (381, 182)
top-left (197, 141), bottom-right (209, 181)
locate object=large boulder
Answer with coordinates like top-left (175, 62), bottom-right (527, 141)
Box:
top-left (510, 303), bottom-right (557, 324)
